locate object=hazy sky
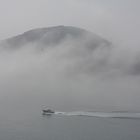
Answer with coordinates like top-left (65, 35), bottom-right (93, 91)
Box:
top-left (0, 0), bottom-right (140, 46)
top-left (0, 0), bottom-right (140, 112)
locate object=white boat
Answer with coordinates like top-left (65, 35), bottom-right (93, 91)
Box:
top-left (42, 109), bottom-right (55, 115)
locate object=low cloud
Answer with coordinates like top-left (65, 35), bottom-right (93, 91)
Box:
top-left (0, 26), bottom-right (140, 113)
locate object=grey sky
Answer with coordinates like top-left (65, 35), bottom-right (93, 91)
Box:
top-left (0, 0), bottom-right (140, 111)
top-left (0, 0), bottom-right (140, 46)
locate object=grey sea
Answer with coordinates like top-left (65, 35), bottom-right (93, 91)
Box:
top-left (0, 107), bottom-right (140, 140)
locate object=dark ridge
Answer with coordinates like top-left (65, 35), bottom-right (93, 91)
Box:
top-left (0, 25), bottom-right (111, 50)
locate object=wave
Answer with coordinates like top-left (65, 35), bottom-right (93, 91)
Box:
top-left (54, 111), bottom-right (140, 119)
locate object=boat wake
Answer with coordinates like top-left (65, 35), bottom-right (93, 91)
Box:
top-left (54, 111), bottom-right (140, 119)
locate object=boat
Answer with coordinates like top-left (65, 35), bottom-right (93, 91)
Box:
top-left (42, 109), bottom-right (55, 115)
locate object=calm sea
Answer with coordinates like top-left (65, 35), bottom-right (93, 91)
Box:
top-left (0, 107), bottom-right (140, 140)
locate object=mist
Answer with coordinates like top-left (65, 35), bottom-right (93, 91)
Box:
top-left (0, 0), bottom-right (140, 113)
top-left (0, 26), bottom-right (140, 113)
top-left (0, 1), bottom-right (140, 140)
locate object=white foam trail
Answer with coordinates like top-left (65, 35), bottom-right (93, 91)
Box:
top-left (54, 111), bottom-right (140, 119)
